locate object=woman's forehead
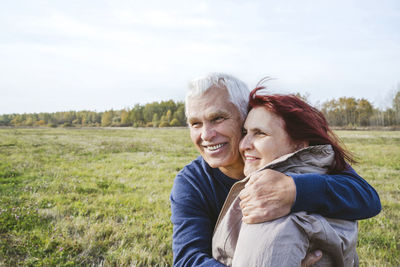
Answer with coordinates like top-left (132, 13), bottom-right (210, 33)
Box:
top-left (245, 107), bottom-right (284, 129)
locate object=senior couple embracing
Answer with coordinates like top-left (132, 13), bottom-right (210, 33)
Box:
top-left (170, 73), bottom-right (381, 267)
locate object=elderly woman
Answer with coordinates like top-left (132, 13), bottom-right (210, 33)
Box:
top-left (212, 86), bottom-right (359, 266)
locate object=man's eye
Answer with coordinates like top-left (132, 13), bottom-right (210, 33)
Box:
top-left (190, 122), bottom-right (201, 127)
top-left (213, 116), bottom-right (225, 123)
top-left (241, 128), bottom-right (247, 136)
top-left (255, 131), bottom-right (266, 136)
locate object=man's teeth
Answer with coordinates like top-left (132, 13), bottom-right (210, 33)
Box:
top-left (207, 144), bottom-right (224, 151)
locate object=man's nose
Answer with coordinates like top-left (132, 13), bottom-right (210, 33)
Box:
top-left (201, 124), bottom-right (216, 141)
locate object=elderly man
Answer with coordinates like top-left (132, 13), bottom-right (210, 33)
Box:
top-left (170, 73), bottom-right (381, 266)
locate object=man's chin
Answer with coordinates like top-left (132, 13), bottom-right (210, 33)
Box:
top-left (206, 161), bottom-right (221, 168)
top-left (204, 157), bottom-right (225, 168)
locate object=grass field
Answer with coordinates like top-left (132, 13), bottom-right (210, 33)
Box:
top-left (0, 128), bottom-right (399, 266)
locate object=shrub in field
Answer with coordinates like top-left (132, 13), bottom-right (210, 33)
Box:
top-left (169, 118), bottom-right (180, 127)
top-left (159, 122), bottom-right (170, 127)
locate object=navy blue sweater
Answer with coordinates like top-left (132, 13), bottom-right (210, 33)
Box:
top-left (170, 156), bottom-right (381, 266)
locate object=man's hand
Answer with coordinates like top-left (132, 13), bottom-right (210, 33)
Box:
top-left (301, 250), bottom-right (323, 267)
top-left (238, 169), bottom-right (296, 224)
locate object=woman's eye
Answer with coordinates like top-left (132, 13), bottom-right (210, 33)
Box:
top-left (241, 129), bottom-right (247, 135)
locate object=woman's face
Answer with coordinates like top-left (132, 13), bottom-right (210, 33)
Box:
top-left (239, 106), bottom-right (307, 176)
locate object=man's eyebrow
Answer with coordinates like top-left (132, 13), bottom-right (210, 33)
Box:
top-left (207, 110), bottom-right (230, 118)
top-left (187, 110), bottom-right (231, 124)
top-left (187, 116), bottom-right (199, 124)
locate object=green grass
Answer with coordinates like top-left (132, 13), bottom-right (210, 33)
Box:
top-left (0, 128), bottom-right (399, 266)
top-left (336, 131), bottom-right (400, 266)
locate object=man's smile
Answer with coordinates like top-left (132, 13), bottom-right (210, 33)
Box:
top-left (203, 143), bottom-right (226, 151)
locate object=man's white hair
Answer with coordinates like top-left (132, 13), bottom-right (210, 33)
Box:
top-left (186, 73), bottom-right (250, 120)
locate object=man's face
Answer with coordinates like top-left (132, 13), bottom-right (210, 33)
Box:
top-left (186, 86), bottom-right (244, 178)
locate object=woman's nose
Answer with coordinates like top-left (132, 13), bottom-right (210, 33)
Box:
top-left (239, 134), bottom-right (252, 151)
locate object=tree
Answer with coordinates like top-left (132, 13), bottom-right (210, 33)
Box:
top-left (101, 111), bottom-right (113, 127)
top-left (120, 109), bottom-right (130, 126)
top-left (322, 99), bottom-right (342, 126)
top-left (170, 118), bottom-right (180, 126)
top-left (159, 121), bottom-right (170, 127)
top-left (0, 114), bottom-right (12, 126)
top-left (38, 113), bottom-right (51, 124)
top-left (357, 99), bottom-right (373, 126)
top-left (393, 90), bottom-right (400, 124)
top-left (321, 97), bottom-right (376, 127)
top-left (152, 113), bottom-right (159, 127)
top-left (159, 115), bottom-right (168, 127)
top-left (384, 108), bottom-right (396, 126)
top-left (112, 115), bottom-right (121, 126)
top-left (36, 120), bottom-right (46, 126)
top-left (81, 113), bottom-right (89, 126)
top-left (143, 102), bottom-right (161, 123)
top-left (11, 114), bottom-right (25, 126)
top-left (173, 104), bottom-right (186, 126)
top-left (25, 116), bottom-right (34, 126)
top-left (340, 97), bottom-right (357, 126)
top-left (130, 104), bottom-right (144, 127)
top-left (166, 110), bottom-right (172, 123)
top-left (91, 112), bottom-right (102, 125)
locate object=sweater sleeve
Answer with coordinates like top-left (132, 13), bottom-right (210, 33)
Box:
top-left (290, 165), bottom-right (381, 220)
top-left (170, 173), bottom-right (226, 267)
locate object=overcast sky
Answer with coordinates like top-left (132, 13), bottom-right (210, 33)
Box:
top-left (1, 0), bottom-right (399, 114)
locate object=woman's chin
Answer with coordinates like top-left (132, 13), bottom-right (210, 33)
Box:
top-left (243, 166), bottom-right (257, 177)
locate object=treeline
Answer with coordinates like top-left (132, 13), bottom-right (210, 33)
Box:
top-left (1, 91), bottom-right (400, 128)
top-left (0, 100), bottom-right (186, 128)
top-left (320, 90), bottom-right (400, 127)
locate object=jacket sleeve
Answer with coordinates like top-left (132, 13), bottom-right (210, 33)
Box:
top-left (290, 165), bottom-right (381, 220)
top-left (170, 174), bottom-right (226, 267)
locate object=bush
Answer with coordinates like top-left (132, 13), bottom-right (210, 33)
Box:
top-left (36, 120), bottom-right (46, 126)
top-left (62, 122), bottom-right (74, 127)
top-left (159, 122), bottom-right (169, 127)
top-left (169, 118), bottom-right (181, 127)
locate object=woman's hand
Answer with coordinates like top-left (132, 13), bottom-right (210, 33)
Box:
top-left (238, 169), bottom-right (296, 224)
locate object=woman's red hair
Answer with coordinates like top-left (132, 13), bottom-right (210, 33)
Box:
top-left (249, 86), bottom-right (355, 173)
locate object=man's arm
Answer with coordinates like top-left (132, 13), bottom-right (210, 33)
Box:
top-left (170, 175), bottom-right (226, 267)
top-left (239, 166), bottom-right (381, 223)
top-left (291, 165), bottom-right (381, 220)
